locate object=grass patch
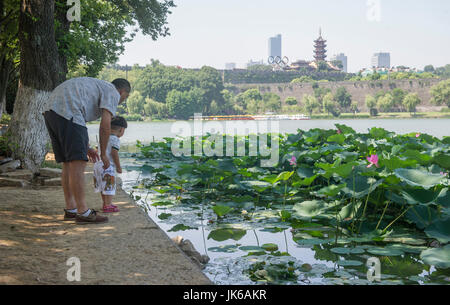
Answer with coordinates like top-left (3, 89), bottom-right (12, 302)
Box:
top-left (41, 160), bottom-right (62, 169)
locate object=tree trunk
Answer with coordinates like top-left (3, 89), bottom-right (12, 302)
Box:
top-left (0, 54), bottom-right (14, 120)
top-left (8, 0), bottom-right (65, 174)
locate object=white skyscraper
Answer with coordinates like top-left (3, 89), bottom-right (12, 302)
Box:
top-left (268, 34), bottom-right (282, 58)
top-left (371, 52), bottom-right (391, 68)
top-left (331, 53), bottom-right (348, 72)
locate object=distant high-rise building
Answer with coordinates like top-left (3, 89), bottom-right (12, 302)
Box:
top-left (371, 52), bottom-right (390, 68)
top-left (225, 63), bottom-right (236, 70)
top-left (268, 34), bottom-right (282, 58)
top-left (246, 59), bottom-right (264, 68)
top-left (313, 28), bottom-right (327, 62)
top-left (331, 53), bottom-right (348, 72)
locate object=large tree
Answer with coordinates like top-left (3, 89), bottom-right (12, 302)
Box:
top-left (6, 0), bottom-right (175, 173)
top-left (403, 93), bottom-right (421, 115)
top-left (430, 79), bottom-right (450, 108)
top-left (8, 0), bottom-right (66, 173)
top-left (0, 0), bottom-right (20, 119)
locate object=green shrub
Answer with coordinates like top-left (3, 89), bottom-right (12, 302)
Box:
top-left (0, 113), bottom-right (11, 125)
top-left (0, 131), bottom-right (16, 157)
top-left (122, 114), bottom-right (143, 121)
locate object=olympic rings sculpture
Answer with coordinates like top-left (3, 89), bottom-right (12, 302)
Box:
top-left (268, 56), bottom-right (289, 67)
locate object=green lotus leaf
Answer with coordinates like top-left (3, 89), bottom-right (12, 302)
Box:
top-left (338, 201), bottom-right (362, 221)
top-left (295, 238), bottom-right (332, 246)
top-left (424, 217), bottom-right (450, 243)
top-left (260, 227), bottom-right (288, 233)
top-left (443, 207), bottom-right (450, 217)
top-left (276, 171), bottom-right (294, 182)
top-left (337, 260), bottom-right (364, 267)
top-left (433, 154), bottom-right (450, 170)
top-left (394, 168), bottom-right (444, 189)
top-left (151, 200), bottom-right (174, 206)
top-left (334, 151), bottom-right (359, 163)
top-left (212, 205), bottom-right (234, 217)
top-left (168, 224), bottom-right (197, 232)
top-left (292, 175), bottom-right (317, 187)
top-left (158, 213), bottom-right (172, 220)
top-left (293, 200), bottom-right (331, 218)
top-left (261, 243), bottom-right (279, 252)
top-left (208, 245), bottom-right (239, 253)
top-left (437, 189), bottom-right (450, 208)
top-left (406, 206), bottom-right (440, 229)
top-left (342, 176), bottom-right (384, 199)
top-left (381, 157), bottom-right (417, 171)
top-left (402, 150), bottom-right (432, 165)
top-left (239, 246), bottom-right (265, 252)
top-left (316, 184), bottom-right (346, 197)
top-left (369, 127), bottom-right (390, 139)
top-left (367, 247), bottom-right (404, 256)
top-left (331, 247), bottom-right (365, 255)
top-left (386, 244), bottom-right (427, 254)
top-left (331, 162), bottom-right (359, 178)
top-left (327, 134), bottom-right (346, 145)
top-left (335, 124), bottom-right (356, 135)
top-left (401, 188), bottom-right (448, 205)
top-left (420, 245), bottom-right (450, 269)
top-left (207, 228), bottom-right (247, 242)
top-left (240, 180), bottom-right (271, 192)
top-left (296, 167), bottom-right (315, 178)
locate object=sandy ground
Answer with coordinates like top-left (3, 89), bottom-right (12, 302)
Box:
top-left (0, 164), bottom-right (212, 285)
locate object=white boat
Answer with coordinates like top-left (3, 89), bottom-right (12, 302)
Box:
top-left (252, 114), bottom-right (310, 120)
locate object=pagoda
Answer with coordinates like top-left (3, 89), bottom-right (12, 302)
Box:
top-left (313, 28), bottom-right (327, 62)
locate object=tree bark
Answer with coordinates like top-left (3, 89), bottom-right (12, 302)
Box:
top-left (8, 0), bottom-right (65, 173)
top-left (0, 54), bottom-right (10, 119)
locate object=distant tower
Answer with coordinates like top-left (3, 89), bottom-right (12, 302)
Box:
top-left (268, 34), bottom-right (282, 58)
top-left (371, 52), bottom-right (390, 68)
top-left (331, 53), bottom-right (348, 72)
top-left (313, 28), bottom-right (327, 62)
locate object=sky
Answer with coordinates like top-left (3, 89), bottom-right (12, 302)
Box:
top-left (117, 0), bottom-right (450, 73)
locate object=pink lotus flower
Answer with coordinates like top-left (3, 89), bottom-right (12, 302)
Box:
top-left (416, 133), bottom-right (421, 138)
top-left (337, 129), bottom-right (342, 134)
top-left (367, 154), bottom-right (379, 168)
top-left (289, 156), bottom-right (297, 166)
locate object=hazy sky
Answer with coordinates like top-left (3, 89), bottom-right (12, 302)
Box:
top-left (117, 0), bottom-right (450, 73)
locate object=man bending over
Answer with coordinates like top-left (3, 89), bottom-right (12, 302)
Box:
top-left (43, 77), bottom-right (130, 224)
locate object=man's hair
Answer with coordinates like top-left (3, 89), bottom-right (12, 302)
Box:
top-left (111, 78), bottom-right (131, 93)
top-left (111, 116), bottom-right (128, 130)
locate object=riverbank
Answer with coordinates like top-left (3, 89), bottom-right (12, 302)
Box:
top-left (309, 111), bottom-right (450, 120)
top-left (0, 162), bottom-right (212, 285)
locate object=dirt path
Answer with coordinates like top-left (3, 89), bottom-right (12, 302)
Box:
top-left (0, 165), bottom-right (212, 285)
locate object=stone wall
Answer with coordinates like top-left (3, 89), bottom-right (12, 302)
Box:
top-left (229, 78), bottom-right (445, 111)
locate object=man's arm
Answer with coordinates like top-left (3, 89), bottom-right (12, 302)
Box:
top-left (111, 149), bottom-right (122, 173)
top-left (99, 109), bottom-right (112, 169)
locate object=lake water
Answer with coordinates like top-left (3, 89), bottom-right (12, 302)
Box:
top-left (88, 118), bottom-right (450, 146)
top-left (88, 119), bottom-right (450, 285)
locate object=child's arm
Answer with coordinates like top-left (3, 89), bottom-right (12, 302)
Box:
top-left (111, 148), bottom-right (122, 173)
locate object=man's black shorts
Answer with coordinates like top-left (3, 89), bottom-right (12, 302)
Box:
top-left (43, 110), bottom-right (89, 163)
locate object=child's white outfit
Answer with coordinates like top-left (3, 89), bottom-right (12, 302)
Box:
top-left (93, 135), bottom-right (120, 196)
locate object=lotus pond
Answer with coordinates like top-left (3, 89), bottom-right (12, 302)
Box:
top-left (120, 125), bottom-right (450, 285)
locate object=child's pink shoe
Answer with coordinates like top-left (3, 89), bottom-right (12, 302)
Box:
top-left (102, 205), bottom-right (119, 213)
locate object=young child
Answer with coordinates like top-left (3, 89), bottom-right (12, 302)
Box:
top-left (93, 116), bottom-right (127, 213)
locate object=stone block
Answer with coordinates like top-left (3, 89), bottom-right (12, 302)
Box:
top-left (0, 160), bottom-right (21, 174)
top-left (39, 168), bottom-right (62, 178)
top-left (43, 177), bottom-right (62, 186)
top-left (0, 177), bottom-right (29, 187)
top-left (0, 169), bottom-right (33, 180)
